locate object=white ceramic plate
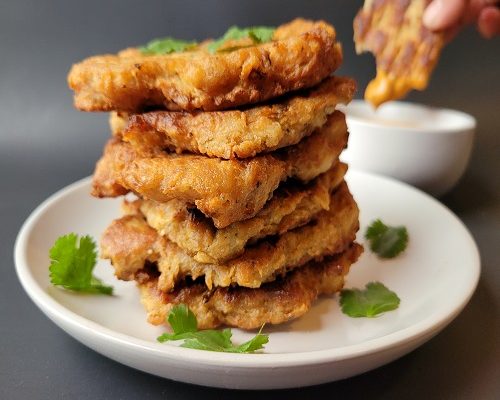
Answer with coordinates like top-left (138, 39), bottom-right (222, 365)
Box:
top-left (14, 170), bottom-right (480, 389)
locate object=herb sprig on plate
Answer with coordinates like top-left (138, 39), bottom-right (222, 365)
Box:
top-left (365, 219), bottom-right (409, 259)
top-left (49, 233), bottom-right (113, 295)
top-left (158, 304), bottom-right (269, 353)
top-left (157, 304), bottom-right (269, 353)
top-left (340, 282), bottom-right (401, 318)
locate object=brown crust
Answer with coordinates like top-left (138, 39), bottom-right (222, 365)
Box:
top-left (111, 76), bottom-right (356, 159)
top-left (68, 19), bottom-right (343, 112)
top-left (137, 243), bottom-right (363, 329)
top-left (92, 111), bottom-right (348, 228)
top-left (101, 182), bottom-right (359, 291)
top-left (354, 0), bottom-right (444, 107)
top-left (133, 162), bottom-right (347, 264)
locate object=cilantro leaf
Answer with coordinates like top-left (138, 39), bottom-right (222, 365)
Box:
top-left (140, 37), bottom-right (197, 55)
top-left (168, 303), bottom-right (198, 335)
top-left (207, 26), bottom-right (275, 53)
top-left (340, 282), bottom-right (400, 318)
top-left (49, 234), bottom-right (113, 295)
top-left (365, 219), bottom-right (409, 258)
top-left (247, 26), bottom-right (275, 43)
top-left (157, 304), bottom-right (269, 353)
top-left (179, 329), bottom-right (234, 352)
top-left (232, 325), bottom-right (269, 353)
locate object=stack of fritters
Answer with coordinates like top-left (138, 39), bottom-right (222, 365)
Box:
top-left (68, 19), bottom-right (362, 329)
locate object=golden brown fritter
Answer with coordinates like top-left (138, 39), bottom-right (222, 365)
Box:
top-left (137, 243), bottom-right (363, 329)
top-left (354, 0), bottom-right (444, 107)
top-left (131, 162), bottom-right (347, 264)
top-left (101, 182), bottom-right (359, 291)
top-left (110, 76), bottom-right (355, 159)
top-left (68, 19), bottom-right (342, 112)
top-left (92, 112), bottom-right (348, 228)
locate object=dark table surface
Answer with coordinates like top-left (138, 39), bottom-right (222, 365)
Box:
top-left (1, 1), bottom-right (499, 399)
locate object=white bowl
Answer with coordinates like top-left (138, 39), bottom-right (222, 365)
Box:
top-left (340, 100), bottom-right (476, 197)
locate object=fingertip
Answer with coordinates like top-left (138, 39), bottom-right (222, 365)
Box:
top-left (424, 0), bottom-right (467, 31)
top-left (478, 7), bottom-right (500, 38)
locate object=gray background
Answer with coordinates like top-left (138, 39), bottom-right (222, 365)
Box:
top-left (1, 0), bottom-right (499, 398)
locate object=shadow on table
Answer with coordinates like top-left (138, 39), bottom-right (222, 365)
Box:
top-left (441, 167), bottom-right (498, 214)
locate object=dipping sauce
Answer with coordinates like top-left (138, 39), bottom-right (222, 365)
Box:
top-left (356, 116), bottom-right (422, 129)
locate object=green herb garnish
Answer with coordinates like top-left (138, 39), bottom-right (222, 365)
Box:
top-left (340, 282), bottom-right (400, 318)
top-left (365, 219), bottom-right (409, 258)
top-left (207, 26), bottom-right (275, 53)
top-left (140, 37), bottom-right (197, 55)
top-left (49, 234), bottom-right (113, 295)
top-left (157, 304), bottom-right (269, 353)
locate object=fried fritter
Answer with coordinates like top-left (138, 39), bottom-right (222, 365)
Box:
top-left (110, 76), bottom-right (355, 159)
top-left (68, 19), bottom-right (342, 112)
top-left (137, 243), bottom-right (362, 329)
top-left (93, 111), bottom-right (348, 228)
top-left (129, 162), bottom-right (347, 264)
top-left (354, 0), bottom-right (444, 107)
top-left (101, 182), bottom-right (359, 291)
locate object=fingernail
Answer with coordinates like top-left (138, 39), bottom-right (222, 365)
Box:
top-left (423, 0), bottom-right (445, 29)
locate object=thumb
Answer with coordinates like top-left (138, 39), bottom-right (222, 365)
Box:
top-left (424, 0), bottom-right (467, 30)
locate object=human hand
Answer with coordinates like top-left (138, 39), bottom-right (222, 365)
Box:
top-left (424, 0), bottom-right (500, 39)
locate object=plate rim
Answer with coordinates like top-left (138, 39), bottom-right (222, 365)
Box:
top-left (14, 171), bottom-right (481, 368)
